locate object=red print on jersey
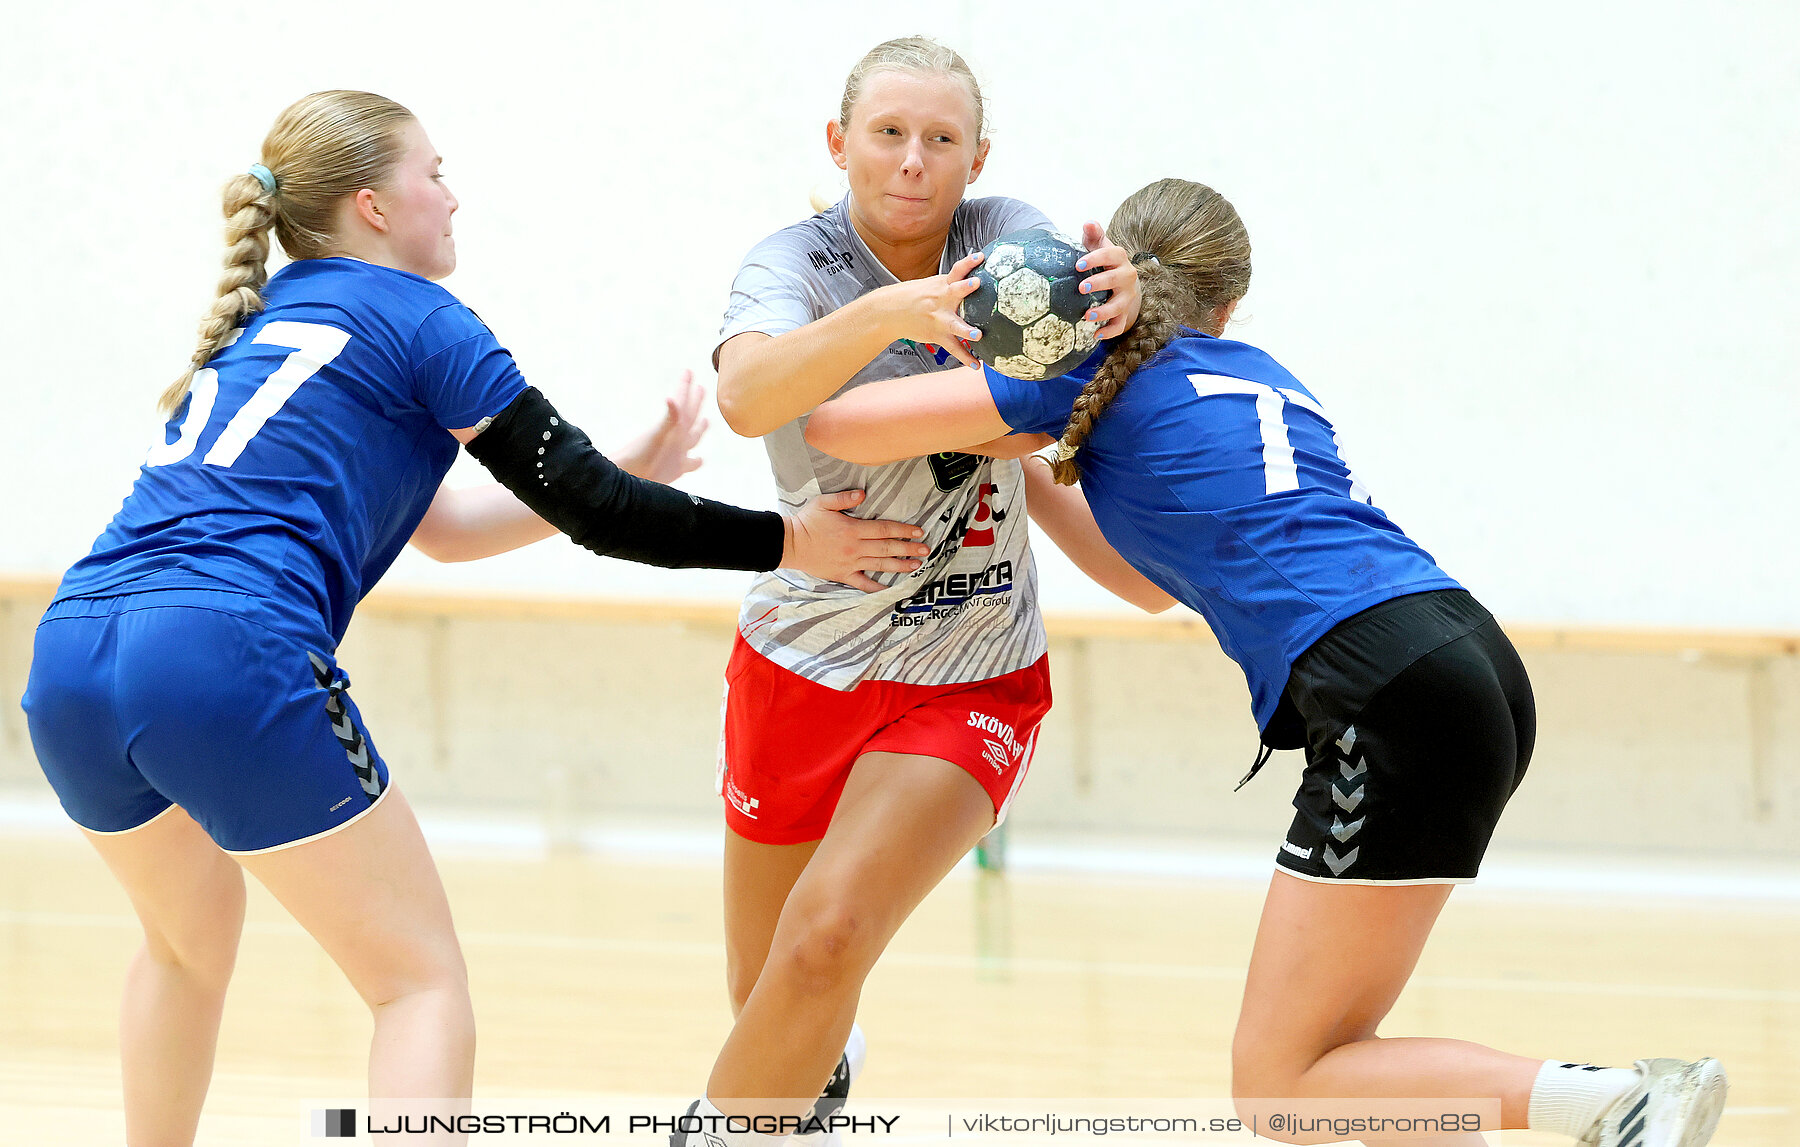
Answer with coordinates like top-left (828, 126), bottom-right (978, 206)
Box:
top-left (965, 483), bottom-right (999, 548)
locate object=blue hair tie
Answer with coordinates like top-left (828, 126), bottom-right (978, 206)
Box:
top-left (247, 163), bottom-right (278, 194)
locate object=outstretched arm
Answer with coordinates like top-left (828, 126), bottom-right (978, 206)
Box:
top-left (961, 432), bottom-right (1057, 460)
top-left (805, 363), bottom-right (1015, 465)
top-left (1021, 456), bottom-right (1175, 614)
top-left (438, 387), bottom-right (927, 590)
top-left (408, 483), bottom-right (556, 563)
top-left (410, 371), bottom-right (711, 563)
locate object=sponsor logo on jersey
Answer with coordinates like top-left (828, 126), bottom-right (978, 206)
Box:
top-left (807, 248), bottom-right (855, 275)
top-left (927, 450), bottom-right (981, 491)
top-left (964, 483), bottom-right (1000, 547)
top-left (888, 340), bottom-right (954, 367)
top-left (724, 776), bottom-right (760, 820)
top-left (1281, 840), bottom-right (1313, 860)
top-left (919, 486), bottom-right (1008, 567)
top-left (890, 560), bottom-right (1014, 625)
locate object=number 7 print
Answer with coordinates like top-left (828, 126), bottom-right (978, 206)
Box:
top-left (147, 321), bottom-right (352, 468)
top-left (1188, 373), bottom-right (1372, 503)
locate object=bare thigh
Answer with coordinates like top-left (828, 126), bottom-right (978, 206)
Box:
top-left (234, 787), bottom-right (466, 1008)
top-left (723, 831), bottom-right (818, 1014)
top-left (1234, 872), bottom-right (1451, 1089)
top-left (85, 804), bottom-right (245, 975)
top-left (791, 750), bottom-right (997, 937)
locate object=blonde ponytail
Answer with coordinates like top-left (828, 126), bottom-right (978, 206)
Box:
top-left (1049, 180), bottom-right (1252, 485)
top-left (158, 90), bottom-right (416, 415)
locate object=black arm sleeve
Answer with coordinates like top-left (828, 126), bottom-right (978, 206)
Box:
top-left (464, 387), bottom-right (784, 572)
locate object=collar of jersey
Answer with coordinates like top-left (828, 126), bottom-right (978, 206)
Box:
top-left (831, 197), bottom-right (964, 288)
top-left (276, 255), bottom-right (435, 287)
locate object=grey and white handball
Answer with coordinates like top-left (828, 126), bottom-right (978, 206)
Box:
top-left (960, 229), bottom-right (1107, 380)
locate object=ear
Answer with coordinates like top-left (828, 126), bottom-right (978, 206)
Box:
top-left (967, 136), bottom-right (991, 184)
top-left (353, 187), bottom-right (389, 234)
top-left (1211, 298), bottom-right (1242, 335)
top-left (826, 119), bottom-right (848, 171)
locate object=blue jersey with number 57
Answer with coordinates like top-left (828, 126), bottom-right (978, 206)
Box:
top-left (986, 331), bottom-right (1461, 731)
top-left (55, 258), bottom-right (528, 650)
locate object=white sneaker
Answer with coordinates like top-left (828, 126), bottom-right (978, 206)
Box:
top-left (1579, 1058), bottom-right (1728, 1147)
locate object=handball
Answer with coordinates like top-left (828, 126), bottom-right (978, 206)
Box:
top-left (960, 229), bottom-right (1109, 380)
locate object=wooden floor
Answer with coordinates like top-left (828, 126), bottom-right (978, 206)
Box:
top-left (1, 828), bottom-right (1794, 1145)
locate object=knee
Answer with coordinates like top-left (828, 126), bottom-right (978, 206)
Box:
top-left (358, 936), bottom-right (471, 1015)
top-left (139, 876), bottom-right (246, 985)
top-left (1230, 1021), bottom-right (1381, 1112)
top-left (1229, 1025), bottom-right (1329, 1105)
top-left (1229, 1045), bottom-right (1306, 1147)
top-left (772, 902), bottom-right (874, 996)
top-left (1231, 1043), bottom-right (1295, 1107)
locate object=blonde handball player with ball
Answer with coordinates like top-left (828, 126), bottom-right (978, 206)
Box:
top-left (674, 35), bottom-right (1146, 1146)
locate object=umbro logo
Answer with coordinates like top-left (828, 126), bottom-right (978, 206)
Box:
top-left (981, 739), bottom-right (1010, 775)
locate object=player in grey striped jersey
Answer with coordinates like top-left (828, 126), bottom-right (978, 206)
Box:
top-left (720, 190), bottom-right (1050, 690)
top-left (678, 37), bottom-right (1142, 1147)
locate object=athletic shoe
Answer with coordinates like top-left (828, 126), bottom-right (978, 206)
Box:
top-left (670, 1099), bottom-right (702, 1147)
top-left (796, 1023), bottom-right (867, 1146)
top-left (1579, 1058), bottom-right (1728, 1147)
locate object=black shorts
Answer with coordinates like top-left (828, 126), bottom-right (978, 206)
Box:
top-left (1271, 590), bottom-right (1535, 884)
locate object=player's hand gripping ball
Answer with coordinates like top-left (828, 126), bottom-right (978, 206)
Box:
top-left (960, 229), bottom-right (1110, 380)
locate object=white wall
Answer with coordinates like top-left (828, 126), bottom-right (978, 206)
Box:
top-left (3, 0), bottom-right (1794, 627)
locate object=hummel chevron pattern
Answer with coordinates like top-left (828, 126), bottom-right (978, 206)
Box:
top-left (1325, 725), bottom-right (1365, 875)
top-left (309, 653), bottom-right (383, 801)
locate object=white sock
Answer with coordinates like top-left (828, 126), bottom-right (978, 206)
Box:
top-left (681, 1098), bottom-right (792, 1147)
top-left (1527, 1060), bottom-right (1642, 1139)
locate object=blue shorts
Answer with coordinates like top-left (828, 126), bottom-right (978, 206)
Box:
top-left (21, 589), bottom-right (390, 854)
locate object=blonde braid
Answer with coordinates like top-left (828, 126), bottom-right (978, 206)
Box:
top-left (1048, 178), bottom-right (1252, 485)
top-left (1048, 272), bottom-right (1184, 486)
top-left (159, 173), bottom-right (277, 415)
top-left (155, 91), bottom-right (415, 416)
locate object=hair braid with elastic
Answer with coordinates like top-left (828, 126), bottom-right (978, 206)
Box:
top-left (155, 90), bottom-right (415, 417)
top-left (158, 174), bottom-right (276, 415)
top-left (1048, 272), bottom-right (1185, 485)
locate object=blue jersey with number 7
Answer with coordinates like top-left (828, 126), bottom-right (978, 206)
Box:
top-left (984, 331), bottom-right (1461, 732)
top-left (55, 258), bottom-right (527, 650)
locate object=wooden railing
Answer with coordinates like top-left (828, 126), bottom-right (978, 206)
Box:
top-left (4, 574), bottom-right (1796, 657)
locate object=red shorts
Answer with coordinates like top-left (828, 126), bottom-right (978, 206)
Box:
top-left (717, 634), bottom-right (1053, 845)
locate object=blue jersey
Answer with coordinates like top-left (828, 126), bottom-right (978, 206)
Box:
top-left (986, 332), bottom-right (1461, 731)
top-left (55, 258), bottom-right (527, 650)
